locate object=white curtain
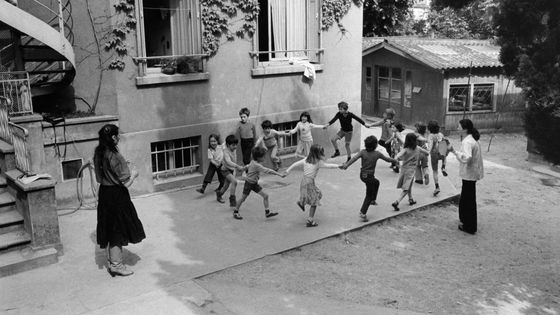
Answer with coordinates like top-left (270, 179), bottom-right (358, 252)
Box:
top-left (170, 0), bottom-right (193, 54)
top-left (270, 0), bottom-right (286, 58)
top-left (286, 0), bottom-right (306, 58)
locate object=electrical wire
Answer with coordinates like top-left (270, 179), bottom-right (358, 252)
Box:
top-left (57, 161), bottom-right (98, 216)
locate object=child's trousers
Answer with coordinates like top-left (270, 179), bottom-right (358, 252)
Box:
top-left (359, 172), bottom-right (380, 214)
top-left (203, 163), bottom-right (225, 186)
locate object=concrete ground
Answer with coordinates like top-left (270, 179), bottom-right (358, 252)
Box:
top-left (0, 125), bottom-right (456, 314)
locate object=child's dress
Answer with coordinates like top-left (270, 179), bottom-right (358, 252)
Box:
top-left (396, 147), bottom-right (420, 190)
top-left (287, 122), bottom-right (323, 157)
top-left (286, 159), bottom-right (339, 206)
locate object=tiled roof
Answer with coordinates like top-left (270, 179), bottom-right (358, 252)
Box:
top-left (362, 37), bottom-right (502, 70)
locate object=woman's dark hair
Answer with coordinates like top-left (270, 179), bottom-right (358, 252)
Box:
top-left (393, 121), bottom-right (405, 132)
top-left (459, 119), bottom-right (480, 141)
top-left (252, 146), bottom-right (267, 160)
top-left (415, 122), bottom-right (426, 135)
top-left (427, 120), bottom-right (440, 134)
top-left (300, 111), bottom-right (312, 123)
top-left (403, 132), bottom-right (418, 149)
top-left (364, 135), bottom-right (378, 152)
top-left (94, 124), bottom-right (119, 171)
top-left (225, 134), bottom-right (239, 145)
top-left (208, 133), bottom-right (220, 145)
top-left (261, 120), bottom-right (272, 129)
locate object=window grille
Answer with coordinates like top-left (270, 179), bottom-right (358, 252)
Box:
top-left (272, 120), bottom-right (298, 154)
top-left (151, 136), bottom-right (200, 179)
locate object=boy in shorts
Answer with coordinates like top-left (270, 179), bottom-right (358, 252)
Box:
top-left (324, 101), bottom-right (369, 161)
top-left (217, 135), bottom-right (247, 206)
top-left (233, 147), bottom-right (286, 220)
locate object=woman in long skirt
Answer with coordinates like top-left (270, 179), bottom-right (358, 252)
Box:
top-left (94, 124), bottom-right (145, 277)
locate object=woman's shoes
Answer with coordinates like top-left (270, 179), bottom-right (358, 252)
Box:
top-left (108, 263), bottom-right (133, 277)
top-left (391, 201), bottom-right (400, 211)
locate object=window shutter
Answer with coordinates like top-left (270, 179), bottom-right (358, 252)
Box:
top-left (307, 0), bottom-right (321, 63)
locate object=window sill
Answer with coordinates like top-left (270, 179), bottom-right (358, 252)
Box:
top-left (447, 110), bottom-right (495, 115)
top-left (251, 63), bottom-right (323, 77)
top-left (135, 72), bottom-right (209, 86)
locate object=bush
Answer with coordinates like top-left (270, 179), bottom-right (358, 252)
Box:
top-left (524, 101), bottom-right (560, 164)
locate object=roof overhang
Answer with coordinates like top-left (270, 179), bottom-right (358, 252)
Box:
top-left (362, 40), bottom-right (438, 70)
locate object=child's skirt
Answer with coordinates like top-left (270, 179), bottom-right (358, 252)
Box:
top-left (296, 140), bottom-right (313, 157)
top-left (299, 177), bottom-right (322, 206)
top-left (397, 166), bottom-right (415, 191)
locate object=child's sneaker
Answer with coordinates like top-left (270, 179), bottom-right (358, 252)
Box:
top-left (306, 219), bottom-right (318, 227)
top-left (441, 167), bottom-right (448, 177)
top-left (433, 188), bottom-right (440, 196)
top-left (265, 210), bottom-right (278, 218)
top-left (414, 179), bottom-right (423, 184)
top-left (359, 212), bottom-right (368, 222)
top-left (391, 201), bottom-right (400, 211)
top-left (196, 188), bottom-right (205, 194)
top-left (393, 166), bottom-right (400, 173)
top-left (409, 199), bottom-right (417, 206)
top-left (216, 191), bottom-right (225, 203)
top-left (331, 150), bottom-right (340, 158)
top-left (233, 211), bottom-right (243, 220)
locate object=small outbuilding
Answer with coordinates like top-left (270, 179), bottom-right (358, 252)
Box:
top-left (362, 37), bottom-right (525, 131)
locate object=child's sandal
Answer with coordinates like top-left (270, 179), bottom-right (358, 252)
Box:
top-left (409, 199), bottom-right (417, 206)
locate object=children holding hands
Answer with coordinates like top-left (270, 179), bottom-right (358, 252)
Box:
top-left (255, 120), bottom-right (283, 171)
top-left (196, 134), bottom-right (225, 194)
top-left (216, 135), bottom-right (247, 206)
top-left (285, 112), bottom-right (325, 158)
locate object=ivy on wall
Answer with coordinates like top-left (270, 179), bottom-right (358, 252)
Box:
top-left (322, 0), bottom-right (363, 34)
top-left (105, 0), bottom-right (136, 70)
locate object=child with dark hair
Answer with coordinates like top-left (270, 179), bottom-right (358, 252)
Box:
top-left (386, 121), bottom-right (405, 173)
top-left (324, 101), bottom-right (369, 161)
top-left (216, 135), bottom-right (247, 206)
top-left (255, 120), bottom-right (283, 171)
top-left (285, 111), bottom-right (325, 158)
top-left (391, 133), bottom-right (429, 211)
top-left (233, 146), bottom-right (286, 220)
top-left (414, 122), bottom-right (430, 185)
top-left (237, 107), bottom-right (256, 166)
top-left (196, 134), bottom-right (225, 194)
top-left (370, 108), bottom-right (397, 168)
top-left (285, 144), bottom-right (343, 227)
top-left (427, 120), bottom-right (449, 196)
top-left (342, 136), bottom-right (397, 222)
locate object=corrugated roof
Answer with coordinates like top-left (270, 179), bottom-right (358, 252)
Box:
top-left (362, 37), bottom-right (502, 70)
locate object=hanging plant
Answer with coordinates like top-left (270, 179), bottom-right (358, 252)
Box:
top-left (322, 0), bottom-right (362, 35)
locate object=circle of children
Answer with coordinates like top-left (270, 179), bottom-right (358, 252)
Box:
top-left (196, 102), bottom-right (450, 227)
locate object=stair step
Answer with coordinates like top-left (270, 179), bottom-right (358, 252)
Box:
top-left (0, 229), bottom-right (31, 251)
top-left (0, 210), bottom-right (23, 231)
top-left (0, 192), bottom-right (16, 208)
top-left (0, 174), bottom-right (6, 187)
top-left (22, 45), bottom-right (66, 62)
top-left (0, 247), bottom-right (58, 278)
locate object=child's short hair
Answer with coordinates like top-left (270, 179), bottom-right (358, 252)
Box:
top-left (225, 134), bottom-right (239, 145)
top-left (364, 135), bottom-right (378, 152)
top-left (385, 108), bottom-right (395, 119)
top-left (404, 133), bottom-right (418, 149)
top-left (393, 121), bottom-right (405, 132)
top-left (261, 120), bottom-right (272, 129)
top-left (306, 144), bottom-right (325, 164)
top-left (415, 122), bottom-right (426, 135)
top-left (300, 111), bottom-right (312, 123)
top-left (252, 146), bottom-right (266, 160)
top-left (208, 133), bottom-right (220, 144)
top-left (427, 120), bottom-right (440, 134)
top-left (337, 101), bottom-right (349, 110)
top-left (239, 107), bottom-right (250, 117)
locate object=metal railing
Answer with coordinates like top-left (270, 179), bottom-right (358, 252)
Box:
top-left (9, 121), bottom-right (30, 175)
top-left (0, 95), bottom-right (12, 143)
top-left (0, 71), bottom-right (33, 115)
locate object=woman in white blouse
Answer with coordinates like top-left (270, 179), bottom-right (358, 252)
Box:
top-left (449, 119), bottom-right (484, 234)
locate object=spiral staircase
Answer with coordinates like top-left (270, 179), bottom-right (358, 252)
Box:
top-left (0, 0), bottom-right (76, 276)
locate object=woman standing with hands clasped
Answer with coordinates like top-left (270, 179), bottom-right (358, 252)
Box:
top-left (94, 124), bottom-right (146, 277)
top-left (448, 119), bottom-right (484, 235)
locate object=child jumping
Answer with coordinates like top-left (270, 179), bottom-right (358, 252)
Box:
top-left (391, 133), bottom-right (429, 211)
top-left (427, 120), bottom-right (449, 196)
top-left (255, 120), bottom-right (283, 171)
top-left (285, 144), bottom-right (342, 227)
top-left (414, 122), bottom-right (430, 185)
top-left (342, 136), bottom-right (397, 222)
top-left (216, 135), bottom-right (247, 206)
top-left (324, 101), bottom-right (369, 162)
top-left (196, 134), bottom-right (225, 194)
top-left (234, 147), bottom-right (286, 220)
top-left (237, 107), bottom-right (256, 167)
top-left (285, 111), bottom-right (325, 158)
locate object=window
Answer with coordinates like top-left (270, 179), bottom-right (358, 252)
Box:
top-left (135, 0), bottom-right (204, 80)
top-left (151, 136), bottom-right (201, 180)
top-left (254, 0), bottom-right (321, 65)
top-left (404, 71), bottom-right (412, 108)
top-left (448, 84), bottom-right (494, 112)
top-left (61, 159), bottom-right (83, 181)
top-left (377, 66), bottom-right (402, 105)
top-left (272, 121), bottom-right (298, 155)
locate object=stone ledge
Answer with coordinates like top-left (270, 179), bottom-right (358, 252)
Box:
top-left (0, 139), bottom-right (13, 154)
top-left (5, 169), bottom-right (56, 192)
top-left (0, 247), bottom-right (58, 278)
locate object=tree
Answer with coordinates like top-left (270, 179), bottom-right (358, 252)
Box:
top-left (426, 7), bottom-right (471, 38)
top-left (363, 0), bottom-right (413, 37)
top-left (495, 0), bottom-right (560, 163)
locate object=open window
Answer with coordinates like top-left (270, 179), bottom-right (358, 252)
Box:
top-left (134, 0), bottom-right (208, 85)
top-left (251, 0), bottom-right (322, 75)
